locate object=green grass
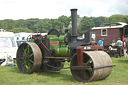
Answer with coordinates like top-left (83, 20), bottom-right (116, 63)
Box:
top-left (0, 57), bottom-right (128, 85)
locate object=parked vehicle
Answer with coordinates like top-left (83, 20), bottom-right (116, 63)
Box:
top-left (0, 29), bottom-right (18, 66)
top-left (16, 40), bottom-right (27, 47)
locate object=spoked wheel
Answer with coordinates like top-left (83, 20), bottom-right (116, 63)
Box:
top-left (70, 51), bottom-right (113, 82)
top-left (16, 42), bottom-right (42, 74)
top-left (70, 52), bottom-right (94, 82)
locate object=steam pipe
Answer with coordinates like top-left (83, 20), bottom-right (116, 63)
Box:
top-left (70, 9), bottom-right (78, 42)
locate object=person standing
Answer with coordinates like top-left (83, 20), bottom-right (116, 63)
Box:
top-left (116, 38), bottom-right (123, 57)
top-left (98, 38), bottom-right (104, 46)
top-left (123, 39), bottom-right (128, 58)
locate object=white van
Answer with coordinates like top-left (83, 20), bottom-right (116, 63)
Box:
top-left (0, 30), bottom-right (18, 66)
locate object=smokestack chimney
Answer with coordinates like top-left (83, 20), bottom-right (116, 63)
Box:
top-left (70, 9), bottom-right (78, 42)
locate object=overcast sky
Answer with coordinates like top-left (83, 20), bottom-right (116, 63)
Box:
top-left (0, 0), bottom-right (128, 20)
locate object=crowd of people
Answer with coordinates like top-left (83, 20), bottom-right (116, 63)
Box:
top-left (98, 37), bottom-right (127, 58)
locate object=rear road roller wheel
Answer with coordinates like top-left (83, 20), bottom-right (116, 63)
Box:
top-left (70, 51), bottom-right (113, 82)
top-left (16, 42), bottom-right (42, 74)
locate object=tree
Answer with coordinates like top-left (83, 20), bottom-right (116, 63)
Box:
top-left (58, 15), bottom-right (71, 28)
top-left (42, 19), bottom-right (52, 32)
top-left (14, 19), bottom-right (27, 28)
top-left (0, 14), bottom-right (128, 34)
top-left (124, 15), bottom-right (128, 24)
top-left (109, 14), bottom-right (126, 23)
top-left (33, 20), bottom-right (45, 33)
top-left (91, 16), bottom-right (109, 27)
top-left (11, 28), bottom-right (33, 33)
top-left (50, 19), bottom-right (62, 32)
top-left (79, 16), bottom-right (94, 34)
top-left (0, 19), bottom-right (15, 31)
top-left (25, 18), bottom-right (40, 32)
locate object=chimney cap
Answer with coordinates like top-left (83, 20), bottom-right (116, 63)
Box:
top-left (70, 9), bottom-right (78, 11)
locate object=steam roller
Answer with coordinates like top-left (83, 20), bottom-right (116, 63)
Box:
top-left (16, 9), bottom-right (114, 82)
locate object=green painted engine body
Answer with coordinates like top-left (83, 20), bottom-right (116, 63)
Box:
top-left (47, 34), bottom-right (71, 57)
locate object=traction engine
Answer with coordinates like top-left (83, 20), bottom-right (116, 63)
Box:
top-left (16, 9), bottom-right (114, 82)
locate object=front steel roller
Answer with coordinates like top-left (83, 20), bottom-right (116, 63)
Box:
top-left (70, 51), bottom-right (113, 82)
top-left (16, 42), bottom-right (42, 74)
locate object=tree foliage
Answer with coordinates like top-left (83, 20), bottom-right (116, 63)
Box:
top-left (91, 16), bottom-right (109, 27)
top-left (11, 28), bottom-right (33, 33)
top-left (0, 14), bottom-right (127, 34)
top-left (109, 14), bottom-right (126, 23)
top-left (79, 16), bottom-right (94, 34)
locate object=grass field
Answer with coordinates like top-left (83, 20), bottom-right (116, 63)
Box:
top-left (0, 57), bottom-right (128, 85)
